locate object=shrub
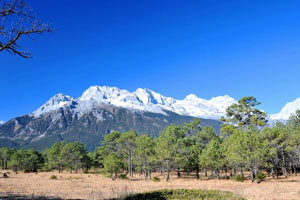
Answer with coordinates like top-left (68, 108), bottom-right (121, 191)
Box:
top-left (118, 173), bottom-right (128, 179)
top-left (119, 189), bottom-right (246, 200)
top-left (221, 175), bottom-right (231, 180)
top-left (232, 174), bottom-right (244, 182)
top-left (40, 166), bottom-right (51, 172)
top-left (50, 175), bottom-right (57, 180)
top-left (99, 168), bottom-right (111, 178)
top-left (152, 176), bottom-right (160, 182)
top-left (256, 172), bottom-right (266, 182)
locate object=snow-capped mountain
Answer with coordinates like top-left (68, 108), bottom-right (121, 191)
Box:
top-left (0, 86), bottom-right (226, 150)
top-left (270, 97), bottom-right (300, 121)
top-left (33, 86), bottom-right (236, 120)
top-left (0, 121), bottom-right (4, 126)
top-left (33, 93), bottom-right (74, 117)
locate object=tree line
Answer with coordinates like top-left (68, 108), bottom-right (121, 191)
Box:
top-left (1, 96), bottom-right (300, 183)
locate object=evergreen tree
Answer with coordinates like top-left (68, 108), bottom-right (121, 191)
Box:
top-left (103, 152), bottom-right (123, 180)
top-left (117, 130), bottom-right (137, 177)
top-left (221, 96), bottom-right (267, 127)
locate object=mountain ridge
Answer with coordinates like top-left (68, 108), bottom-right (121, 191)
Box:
top-left (270, 97), bottom-right (300, 121)
top-left (2, 85), bottom-right (300, 151)
top-left (32, 85), bottom-right (237, 120)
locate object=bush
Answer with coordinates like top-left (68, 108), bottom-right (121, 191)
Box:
top-left (40, 166), bottom-right (51, 172)
top-left (256, 172), bottom-right (266, 182)
top-left (232, 174), bottom-right (244, 182)
top-left (99, 168), bottom-right (111, 178)
top-left (50, 175), bottom-right (57, 180)
top-left (152, 176), bottom-right (160, 182)
top-left (24, 168), bottom-right (37, 173)
top-left (118, 173), bottom-right (128, 179)
top-left (118, 189), bottom-right (246, 200)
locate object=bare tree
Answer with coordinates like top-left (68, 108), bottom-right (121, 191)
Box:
top-left (0, 0), bottom-right (52, 58)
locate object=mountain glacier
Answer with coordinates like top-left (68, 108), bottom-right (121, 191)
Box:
top-left (33, 86), bottom-right (237, 120)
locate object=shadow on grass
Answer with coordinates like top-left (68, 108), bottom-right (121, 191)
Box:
top-left (0, 194), bottom-right (82, 200)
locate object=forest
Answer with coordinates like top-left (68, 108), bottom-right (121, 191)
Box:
top-left (1, 96), bottom-right (300, 183)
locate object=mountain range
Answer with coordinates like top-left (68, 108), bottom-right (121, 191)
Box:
top-left (0, 85), bottom-right (299, 151)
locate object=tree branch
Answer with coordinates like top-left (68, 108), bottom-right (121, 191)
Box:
top-left (0, 0), bottom-right (52, 58)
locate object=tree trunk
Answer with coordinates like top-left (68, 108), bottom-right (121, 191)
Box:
top-left (70, 163), bottom-right (72, 174)
top-left (217, 169), bottom-right (220, 179)
top-left (75, 159), bottom-right (78, 173)
top-left (128, 156), bottom-right (130, 176)
top-left (240, 166), bottom-right (244, 178)
top-left (130, 151), bottom-right (132, 177)
top-left (148, 169), bottom-right (151, 179)
top-left (166, 160), bottom-right (170, 181)
top-left (282, 151), bottom-right (287, 178)
top-left (271, 168), bottom-right (275, 178)
top-left (250, 168), bottom-right (255, 183)
top-left (177, 167), bottom-right (181, 178)
top-left (196, 165), bottom-right (200, 179)
top-left (233, 167), bottom-right (237, 175)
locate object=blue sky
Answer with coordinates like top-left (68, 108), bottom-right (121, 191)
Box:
top-left (1, 0), bottom-right (300, 121)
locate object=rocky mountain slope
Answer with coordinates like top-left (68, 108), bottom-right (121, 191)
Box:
top-left (0, 86), bottom-right (235, 151)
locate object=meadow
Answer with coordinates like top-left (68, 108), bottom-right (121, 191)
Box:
top-left (1, 170), bottom-right (300, 200)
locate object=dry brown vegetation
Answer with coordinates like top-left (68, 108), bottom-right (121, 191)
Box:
top-left (1, 170), bottom-right (300, 200)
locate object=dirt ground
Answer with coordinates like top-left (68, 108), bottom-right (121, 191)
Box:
top-left (0, 170), bottom-right (300, 200)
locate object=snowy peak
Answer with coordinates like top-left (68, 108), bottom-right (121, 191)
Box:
top-left (184, 94), bottom-right (200, 100)
top-left (134, 88), bottom-right (157, 105)
top-left (32, 86), bottom-right (237, 120)
top-left (33, 93), bottom-right (74, 117)
top-left (134, 88), bottom-right (173, 105)
top-left (80, 86), bottom-right (129, 102)
top-left (208, 95), bottom-right (237, 113)
top-left (270, 98), bottom-right (300, 120)
top-left (0, 121), bottom-right (4, 126)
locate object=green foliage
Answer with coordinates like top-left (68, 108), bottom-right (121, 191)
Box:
top-left (220, 124), bottom-right (235, 138)
top-left (289, 109), bottom-right (300, 129)
top-left (221, 96), bottom-right (267, 127)
top-left (8, 149), bottom-right (43, 172)
top-left (119, 189), bottom-right (245, 200)
top-left (152, 176), bottom-right (160, 182)
top-left (118, 173), bottom-right (128, 179)
top-left (60, 142), bottom-right (87, 173)
top-left (50, 175), bottom-right (57, 180)
top-left (156, 124), bottom-right (186, 180)
top-left (199, 139), bottom-right (225, 175)
top-left (256, 172), bottom-right (266, 181)
top-left (232, 174), bottom-right (244, 182)
top-left (47, 142), bottom-right (66, 171)
top-left (135, 134), bottom-right (156, 179)
top-left (103, 152), bottom-right (123, 179)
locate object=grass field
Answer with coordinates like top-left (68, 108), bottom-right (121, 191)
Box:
top-left (1, 170), bottom-right (300, 200)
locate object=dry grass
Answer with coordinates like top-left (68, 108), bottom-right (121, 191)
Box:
top-left (1, 170), bottom-right (300, 200)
